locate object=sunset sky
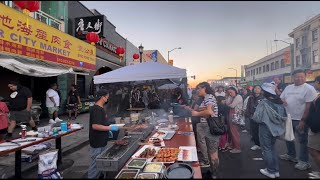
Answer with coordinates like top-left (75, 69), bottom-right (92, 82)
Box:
top-left (81, 1), bottom-right (320, 88)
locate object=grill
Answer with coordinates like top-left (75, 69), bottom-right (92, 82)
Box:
top-left (96, 136), bottom-right (141, 172)
top-left (127, 124), bottom-right (154, 139)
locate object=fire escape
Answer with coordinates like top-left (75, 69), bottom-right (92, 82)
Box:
top-left (299, 25), bottom-right (312, 69)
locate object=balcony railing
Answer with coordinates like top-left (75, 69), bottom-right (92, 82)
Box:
top-left (33, 10), bottom-right (63, 31)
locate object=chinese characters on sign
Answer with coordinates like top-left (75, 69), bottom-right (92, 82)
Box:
top-left (75, 15), bottom-right (105, 39)
top-left (0, 3), bottom-right (96, 70)
top-left (284, 50), bottom-right (290, 65)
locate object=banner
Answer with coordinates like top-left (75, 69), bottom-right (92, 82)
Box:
top-left (284, 50), bottom-right (290, 65)
top-left (0, 3), bottom-right (96, 70)
top-left (168, 59), bottom-right (173, 66)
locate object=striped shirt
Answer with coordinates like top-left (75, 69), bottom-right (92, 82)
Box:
top-left (199, 94), bottom-right (218, 122)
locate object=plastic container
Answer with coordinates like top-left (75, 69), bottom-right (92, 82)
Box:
top-left (60, 122), bottom-right (68, 132)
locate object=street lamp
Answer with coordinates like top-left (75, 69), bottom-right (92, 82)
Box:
top-left (274, 39), bottom-right (294, 73)
top-left (168, 47), bottom-right (181, 62)
top-left (228, 68), bottom-right (238, 87)
top-left (138, 44), bottom-right (144, 63)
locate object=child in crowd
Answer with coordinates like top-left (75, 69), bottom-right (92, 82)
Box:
top-left (0, 97), bottom-right (9, 141)
top-left (217, 96), bottom-right (229, 151)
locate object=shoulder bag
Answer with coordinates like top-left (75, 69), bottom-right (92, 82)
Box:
top-left (207, 116), bottom-right (227, 135)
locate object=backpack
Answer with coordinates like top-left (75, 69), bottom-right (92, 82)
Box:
top-left (306, 95), bottom-right (320, 133)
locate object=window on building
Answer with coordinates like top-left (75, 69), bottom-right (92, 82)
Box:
top-left (253, 70), bottom-right (255, 76)
top-left (263, 65), bottom-right (266, 72)
top-left (302, 54), bottom-right (307, 65)
top-left (259, 67), bottom-right (262, 74)
top-left (256, 68), bottom-right (258, 75)
top-left (266, 64), bottom-right (269, 72)
top-left (275, 61), bottom-right (279, 70)
top-left (302, 35), bottom-right (307, 47)
top-left (271, 62), bottom-right (275, 71)
top-left (296, 38), bottom-right (300, 49)
top-left (312, 29), bottom-right (318, 42)
top-left (313, 50), bottom-right (319, 63)
top-left (296, 55), bottom-right (300, 67)
top-left (280, 59), bottom-right (285, 68)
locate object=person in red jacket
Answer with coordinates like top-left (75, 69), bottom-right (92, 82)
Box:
top-left (0, 97), bottom-right (9, 141)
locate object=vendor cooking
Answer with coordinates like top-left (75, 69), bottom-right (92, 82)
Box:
top-left (88, 89), bottom-right (128, 179)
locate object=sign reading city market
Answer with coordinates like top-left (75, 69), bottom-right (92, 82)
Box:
top-left (0, 3), bottom-right (96, 71)
top-left (75, 15), bottom-right (105, 40)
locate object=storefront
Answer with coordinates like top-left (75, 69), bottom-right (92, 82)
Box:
top-left (0, 3), bottom-right (96, 117)
top-left (68, 1), bottom-right (127, 101)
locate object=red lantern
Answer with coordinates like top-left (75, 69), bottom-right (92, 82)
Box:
top-left (116, 47), bottom-right (125, 55)
top-left (133, 53), bottom-right (139, 59)
top-left (307, 70), bottom-right (313, 75)
top-left (14, 1), bottom-right (40, 12)
top-left (86, 32), bottom-right (99, 45)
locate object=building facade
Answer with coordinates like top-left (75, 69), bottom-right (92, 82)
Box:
top-left (212, 77), bottom-right (241, 89)
top-left (289, 14), bottom-right (320, 82)
top-left (0, 1), bottom-right (98, 117)
top-left (243, 46), bottom-right (291, 86)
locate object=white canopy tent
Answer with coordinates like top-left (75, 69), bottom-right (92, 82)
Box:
top-left (93, 62), bottom-right (187, 84)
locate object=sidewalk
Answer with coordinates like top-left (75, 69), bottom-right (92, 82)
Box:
top-left (0, 113), bottom-right (90, 179)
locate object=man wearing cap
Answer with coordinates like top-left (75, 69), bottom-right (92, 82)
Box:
top-left (88, 89), bottom-right (123, 179)
top-left (46, 83), bottom-right (63, 124)
top-left (5, 81), bottom-right (38, 140)
top-left (279, 69), bottom-right (318, 171)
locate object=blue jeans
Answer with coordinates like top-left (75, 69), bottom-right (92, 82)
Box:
top-left (259, 123), bottom-right (279, 174)
top-left (88, 146), bottom-right (106, 179)
top-left (285, 120), bottom-right (309, 163)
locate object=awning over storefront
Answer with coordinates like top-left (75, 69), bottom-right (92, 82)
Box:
top-left (0, 54), bottom-right (88, 77)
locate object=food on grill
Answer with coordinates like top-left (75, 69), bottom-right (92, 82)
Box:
top-left (115, 140), bottom-right (129, 146)
top-left (154, 148), bottom-right (180, 162)
top-left (138, 148), bottom-right (157, 158)
top-left (144, 162), bottom-right (163, 173)
top-left (127, 159), bottom-right (147, 169)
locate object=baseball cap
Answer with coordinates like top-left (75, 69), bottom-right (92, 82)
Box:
top-left (96, 89), bottom-right (110, 99)
top-left (261, 82), bottom-right (276, 95)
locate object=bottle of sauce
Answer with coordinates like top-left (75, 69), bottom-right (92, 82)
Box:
top-left (21, 125), bottom-right (27, 139)
top-left (67, 120), bottom-right (71, 131)
top-left (168, 110), bottom-right (174, 124)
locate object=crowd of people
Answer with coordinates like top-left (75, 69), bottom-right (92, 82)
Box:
top-left (0, 81), bottom-right (83, 141)
top-left (184, 69), bottom-right (320, 179)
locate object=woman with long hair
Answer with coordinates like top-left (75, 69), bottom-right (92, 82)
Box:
top-left (225, 87), bottom-right (243, 153)
top-left (253, 82), bottom-right (286, 178)
top-left (189, 82), bottom-right (220, 178)
top-left (246, 85), bottom-right (264, 150)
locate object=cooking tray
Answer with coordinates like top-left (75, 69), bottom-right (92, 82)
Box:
top-left (164, 163), bottom-right (194, 179)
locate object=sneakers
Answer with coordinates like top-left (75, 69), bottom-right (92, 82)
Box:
top-left (242, 129), bottom-right (248, 133)
top-left (230, 149), bottom-right (241, 153)
top-left (199, 161), bottom-right (210, 168)
top-left (55, 118), bottom-right (63, 122)
top-left (260, 168), bottom-right (276, 179)
top-left (251, 145), bottom-right (261, 151)
top-left (295, 161), bottom-right (311, 171)
top-left (49, 119), bottom-right (56, 124)
top-left (279, 154), bottom-right (298, 163)
top-left (309, 171), bottom-right (320, 178)
top-left (275, 172), bottom-right (280, 178)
